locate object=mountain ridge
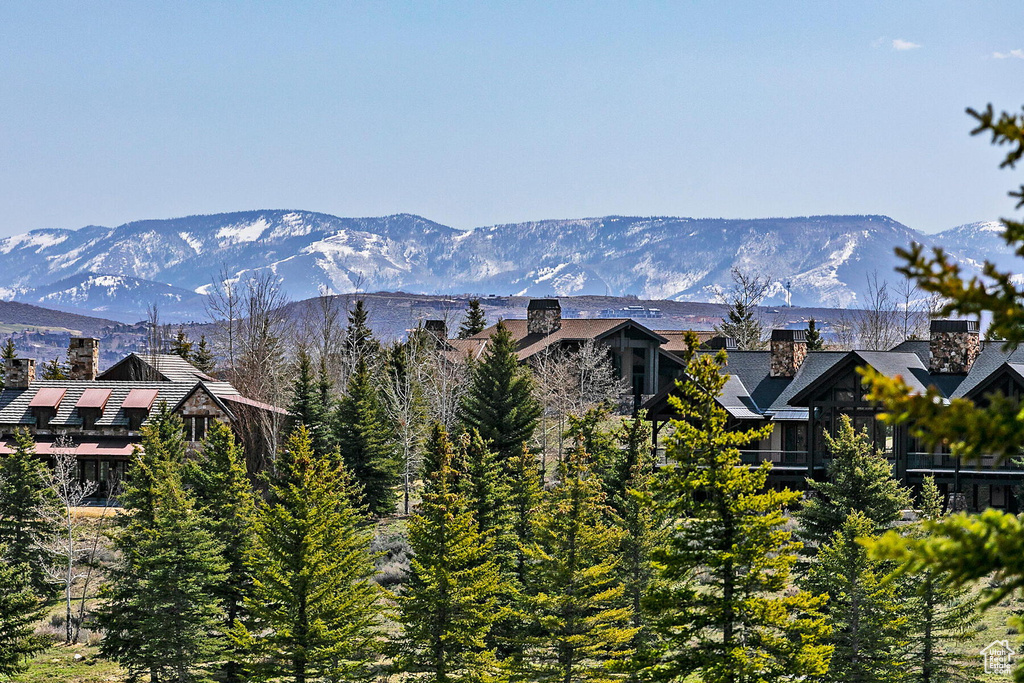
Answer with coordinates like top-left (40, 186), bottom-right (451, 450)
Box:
top-left (0, 210), bottom-right (1012, 321)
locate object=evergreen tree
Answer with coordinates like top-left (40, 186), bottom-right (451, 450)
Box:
top-left (611, 413), bottom-right (661, 670)
top-left (0, 337), bottom-right (16, 388)
top-left (182, 422), bottom-right (256, 683)
top-left (334, 357), bottom-right (401, 516)
top-left (519, 447), bottom-right (635, 683)
top-left (647, 335), bottom-right (831, 683)
top-left (797, 414), bottom-right (913, 549)
top-left (805, 512), bottom-right (908, 683)
top-left (193, 334), bottom-right (216, 374)
top-left (288, 348), bottom-right (334, 457)
top-left (903, 477), bottom-right (980, 683)
top-left (565, 406), bottom-right (622, 512)
top-left (170, 327), bottom-right (194, 361)
top-left (233, 426), bottom-right (384, 683)
top-left (396, 424), bottom-right (507, 683)
top-left (98, 453), bottom-right (227, 683)
top-left (41, 355), bottom-right (69, 379)
top-left (457, 298), bottom-right (488, 339)
top-left (0, 555), bottom-right (45, 676)
top-left (506, 445), bottom-right (541, 587)
top-left (806, 318), bottom-right (824, 350)
top-left (460, 321), bottom-right (541, 462)
top-left (0, 428), bottom-right (56, 595)
top-left (344, 299), bottom-right (379, 366)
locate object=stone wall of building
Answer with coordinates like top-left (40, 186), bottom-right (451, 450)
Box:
top-left (527, 299), bottom-right (562, 335)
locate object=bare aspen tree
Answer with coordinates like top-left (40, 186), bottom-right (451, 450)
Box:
top-left (715, 268), bottom-right (773, 350)
top-left (566, 339), bottom-right (630, 416)
top-left (895, 274), bottom-right (931, 341)
top-left (383, 330), bottom-right (431, 515)
top-left (40, 436), bottom-right (97, 645)
top-left (531, 346), bottom-right (574, 476)
top-left (205, 265), bottom-right (242, 374)
top-left (855, 272), bottom-right (902, 351)
top-left (422, 345), bottom-right (470, 433)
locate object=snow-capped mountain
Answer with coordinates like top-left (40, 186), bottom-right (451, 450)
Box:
top-left (0, 210), bottom-right (1015, 320)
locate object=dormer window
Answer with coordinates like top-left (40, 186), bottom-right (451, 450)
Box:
top-left (76, 388), bottom-right (112, 430)
top-left (29, 388), bottom-right (67, 429)
top-left (122, 389), bottom-right (159, 431)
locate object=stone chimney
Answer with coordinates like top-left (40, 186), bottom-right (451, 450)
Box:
top-left (527, 299), bottom-right (562, 336)
top-left (69, 337), bottom-right (99, 380)
top-left (770, 329), bottom-right (808, 378)
top-left (423, 320), bottom-right (447, 347)
top-left (929, 319), bottom-right (980, 374)
top-left (4, 358), bottom-right (35, 389)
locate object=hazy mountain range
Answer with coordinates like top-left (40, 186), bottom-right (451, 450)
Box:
top-left (0, 210), bottom-right (1013, 322)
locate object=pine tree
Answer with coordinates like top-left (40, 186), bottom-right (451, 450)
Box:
top-left (805, 512), bottom-right (908, 683)
top-left (647, 336), bottom-right (831, 683)
top-left (170, 326), bottom-right (194, 361)
top-left (797, 414), bottom-right (913, 549)
top-left (806, 318), bottom-right (824, 350)
top-left (0, 428), bottom-right (56, 595)
top-left (519, 447), bottom-right (636, 683)
top-left (458, 298), bottom-right (488, 338)
top-left (460, 321), bottom-right (541, 462)
top-left (396, 424), bottom-right (507, 683)
top-left (611, 413), bottom-right (661, 670)
top-left (288, 348), bottom-right (334, 457)
top-left (0, 554), bottom-right (45, 676)
top-left (903, 477), bottom-right (980, 683)
top-left (344, 299), bottom-right (379, 366)
top-left (506, 445), bottom-right (541, 587)
top-left (334, 357), bottom-right (401, 516)
top-left (565, 406), bottom-right (622, 511)
top-left (0, 337), bottom-right (16, 388)
top-left (41, 355), bottom-right (69, 379)
top-left (182, 421), bottom-right (255, 683)
top-left (193, 334), bottom-right (216, 374)
top-left (98, 454), bottom-right (227, 683)
top-left (233, 426), bottom-right (384, 683)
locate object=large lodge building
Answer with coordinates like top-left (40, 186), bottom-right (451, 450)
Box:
top-left (0, 337), bottom-right (286, 498)
top-left (449, 299), bottom-right (1024, 512)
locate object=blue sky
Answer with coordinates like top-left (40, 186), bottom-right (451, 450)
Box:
top-left (1, 1), bottom-right (1022, 237)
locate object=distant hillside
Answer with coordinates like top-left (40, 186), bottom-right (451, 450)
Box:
top-left (0, 300), bottom-right (120, 335)
top-left (0, 210), bottom-right (1015, 321)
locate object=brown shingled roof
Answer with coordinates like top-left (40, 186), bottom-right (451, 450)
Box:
top-left (655, 330), bottom-right (718, 353)
top-left (466, 318), bottom-right (667, 360)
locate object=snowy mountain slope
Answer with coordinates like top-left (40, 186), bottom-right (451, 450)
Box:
top-left (0, 210), bottom-right (1014, 320)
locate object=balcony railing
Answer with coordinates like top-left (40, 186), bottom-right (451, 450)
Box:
top-left (906, 452), bottom-right (1024, 472)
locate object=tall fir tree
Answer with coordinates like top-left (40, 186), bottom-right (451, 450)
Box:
top-left (797, 414), bottom-right (913, 550)
top-left (806, 318), bottom-right (824, 350)
top-left (506, 445), bottom-right (541, 587)
top-left (457, 298), bottom-right (488, 339)
top-left (344, 299), bottom-right (380, 366)
top-left (647, 335), bottom-right (831, 683)
top-left (396, 424), bottom-right (507, 683)
top-left (288, 348), bottom-right (335, 457)
top-left (233, 426), bottom-right (384, 683)
top-left (0, 337), bottom-right (16, 388)
top-left (460, 321), bottom-right (541, 462)
top-left (98, 451), bottom-right (227, 683)
top-left (565, 406), bottom-right (622, 512)
top-left (0, 554), bottom-right (46, 676)
top-left (519, 447), bottom-right (636, 683)
top-left (182, 421), bottom-right (256, 683)
top-left (334, 357), bottom-right (401, 516)
top-left (715, 299), bottom-right (764, 350)
top-left (903, 477), bottom-right (981, 683)
top-left (804, 512), bottom-right (908, 683)
top-left (0, 428), bottom-right (56, 595)
top-left (610, 413), bottom-right (662, 672)
top-left (170, 327), bottom-right (194, 361)
top-left (193, 334), bottom-right (216, 374)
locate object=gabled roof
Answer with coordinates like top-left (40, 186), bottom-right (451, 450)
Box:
top-left (465, 318), bottom-right (668, 361)
top-left (96, 353), bottom-right (213, 383)
top-left (788, 351), bottom-right (932, 406)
